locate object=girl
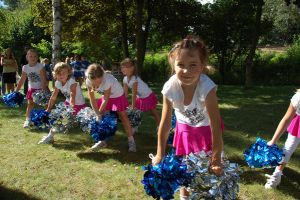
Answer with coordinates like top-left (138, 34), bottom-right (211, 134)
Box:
top-left (151, 36), bottom-right (224, 200)
top-left (38, 62), bottom-right (86, 144)
top-left (86, 63), bottom-right (136, 152)
top-left (265, 90), bottom-right (300, 189)
top-left (15, 49), bottom-right (48, 128)
top-left (120, 58), bottom-right (160, 132)
top-left (1, 48), bottom-right (18, 93)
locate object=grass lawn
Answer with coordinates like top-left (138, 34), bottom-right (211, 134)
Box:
top-left (0, 84), bottom-right (299, 200)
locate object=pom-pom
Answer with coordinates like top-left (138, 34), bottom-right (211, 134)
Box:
top-left (49, 102), bottom-right (76, 133)
top-left (2, 92), bottom-right (24, 107)
top-left (126, 107), bottom-right (142, 128)
top-left (244, 137), bottom-right (284, 168)
top-left (141, 150), bottom-right (193, 200)
top-left (32, 89), bottom-right (51, 106)
top-left (76, 107), bottom-right (97, 132)
top-left (89, 113), bottom-right (117, 141)
top-left (186, 151), bottom-right (241, 200)
top-left (30, 109), bottom-right (51, 129)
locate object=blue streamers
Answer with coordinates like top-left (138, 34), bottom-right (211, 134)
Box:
top-left (32, 89), bottom-right (51, 106)
top-left (30, 109), bottom-right (51, 129)
top-left (2, 92), bottom-right (24, 107)
top-left (126, 107), bottom-right (142, 128)
top-left (89, 113), bottom-right (117, 142)
top-left (244, 137), bottom-right (284, 168)
top-left (141, 151), bottom-right (193, 200)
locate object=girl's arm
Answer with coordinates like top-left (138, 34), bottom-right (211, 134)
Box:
top-left (40, 67), bottom-right (48, 90)
top-left (69, 83), bottom-right (77, 108)
top-left (205, 89), bottom-right (223, 176)
top-left (98, 87), bottom-right (111, 115)
top-left (46, 87), bottom-right (59, 112)
top-left (152, 95), bottom-right (172, 165)
top-left (268, 103), bottom-right (296, 145)
top-left (15, 71), bottom-right (27, 92)
top-left (131, 82), bottom-right (138, 108)
top-left (87, 88), bottom-right (100, 116)
top-left (123, 83), bottom-right (129, 98)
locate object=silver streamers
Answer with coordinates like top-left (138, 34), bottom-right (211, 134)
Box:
top-left (186, 151), bottom-right (241, 200)
top-left (32, 89), bottom-right (52, 106)
top-left (126, 107), bottom-right (142, 128)
top-left (76, 107), bottom-right (97, 132)
top-left (49, 102), bottom-right (76, 133)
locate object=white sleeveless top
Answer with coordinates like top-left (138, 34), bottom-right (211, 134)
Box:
top-left (55, 78), bottom-right (85, 105)
top-left (22, 63), bottom-right (44, 89)
top-left (123, 76), bottom-right (152, 98)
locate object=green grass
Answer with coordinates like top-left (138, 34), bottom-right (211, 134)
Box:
top-left (0, 85), bottom-right (300, 200)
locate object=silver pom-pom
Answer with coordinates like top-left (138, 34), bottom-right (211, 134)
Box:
top-left (186, 151), bottom-right (241, 200)
top-left (32, 89), bottom-right (52, 106)
top-left (126, 107), bottom-right (142, 128)
top-left (49, 102), bottom-right (76, 133)
top-left (76, 107), bottom-right (97, 132)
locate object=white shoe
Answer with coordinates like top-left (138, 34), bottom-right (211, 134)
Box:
top-left (265, 172), bottom-right (282, 189)
top-left (128, 140), bottom-right (136, 152)
top-left (91, 141), bottom-right (107, 151)
top-left (23, 120), bottom-right (31, 128)
top-left (38, 135), bottom-right (54, 144)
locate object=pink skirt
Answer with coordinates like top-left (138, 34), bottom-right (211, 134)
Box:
top-left (287, 115), bottom-right (300, 138)
top-left (64, 101), bottom-right (87, 115)
top-left (135, 92), bottom-right (158, 111)
top-left (96, 94), bottom-right (129, 112)
top-left (173, 122), bottom-right (224, 156)
top-left (26, 88), bottom-right (41, 100)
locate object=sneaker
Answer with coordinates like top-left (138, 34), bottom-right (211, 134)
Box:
top-left (265, 172), bottom-right (282, 189)
top-left (23, 120), bottom-right (31, 128)
top-left (128, 140), bottom-right (136, 152)
top-left (91, 141), bottom-right (107, 151)
top-left (38, 135), bottom-right (54, 144)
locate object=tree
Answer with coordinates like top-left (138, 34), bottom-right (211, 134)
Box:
top-left (52, 0), bottom-right (62, 65)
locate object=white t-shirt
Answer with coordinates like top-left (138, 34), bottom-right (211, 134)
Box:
top-left (162, 74), bottom-right (217, 127)
top-left (291, 92), bottom-right (300, 115)
top-left (55, 78), bottom-right (85, 105)
top-left (86, 73), bottom-right (124, 98)
top-left (123, 76), bottom-right (152, 98)
top-left (22, 63), bottom-right (44, 89)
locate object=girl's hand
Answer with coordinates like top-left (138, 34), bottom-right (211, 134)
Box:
top-left (151, 154), bottom-right (162, 166)
top-left (96, 115), bottom-right (102, 122)
top-left (267, 140), bottom-right (275, 146)
top-left (210, 164), bottom-right (223, 176)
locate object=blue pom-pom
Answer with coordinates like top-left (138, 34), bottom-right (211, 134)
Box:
top-left (30, 109), bottom-right (51, 129)
top-left (2, 92), bottom-right (24, 107)
top-left (141, 150), bottom-right (193, 200)
top-left (244, 137), bottom-right (284, 168)
top-left (89, 113), bottom-right (117, 141)
top-left (126, 107), bottom-right (142, 128)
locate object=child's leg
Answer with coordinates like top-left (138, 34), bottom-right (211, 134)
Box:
top-left (26, 99), bottom-right (35, 119)
top-left (118, 111), bottom-right (136, 152)
top-left (180, 187), bottom-right (189, 200)
top-left (6, 83), bottom-right (14, 93)
top-left (265, 134), bottom-right (300, 189)
top-left (150, 108), bottom-right (161, 127)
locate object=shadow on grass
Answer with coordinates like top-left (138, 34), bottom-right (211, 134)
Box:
top-left (52, 140), bottom-right (87, 151)
top-left (0, 185), bottom-right (40, 200)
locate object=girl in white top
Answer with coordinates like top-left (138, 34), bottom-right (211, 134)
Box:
top-left (86, 63), bottom-right (136, 152)
top-left (152, 36), bottom-right (224, 200)
top-left (38, 62), bottom-right (86, 144)
top-left (121, 58), bottom-right (160, 129)
top-left (15, 49), bottom-right (48, 128)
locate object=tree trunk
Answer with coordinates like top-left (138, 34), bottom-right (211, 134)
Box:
top-left (244, 0), bottom-right (264, 88)
top-left (119, 0), bottom-right (129, 58)
top-left (52, 0), bottom-right (62, 66)
top-left (135, 0), bottom-right (145, 75)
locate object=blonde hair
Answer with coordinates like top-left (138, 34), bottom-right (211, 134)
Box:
top-left (86, 63), bottom-right (105, 80)
top-left (168, 35), bottom-right (214, 74)
top-left (53, 62), bottom-right (72, 80)
top-left (120, 58), bottom-right (138, 76)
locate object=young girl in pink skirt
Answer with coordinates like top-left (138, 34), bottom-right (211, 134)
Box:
top-left (38, 62), bottom-right (87, 144)
top-left (120, 58), bottom-right (160, 132)
top-left (15, 49), bottom-right (48, 128)
top-left (265, 90), bottom-right (300, 189)
top-left (151, 36), bottom-right (224, 200)
top-left (86, 63), bottom-right (136, 152)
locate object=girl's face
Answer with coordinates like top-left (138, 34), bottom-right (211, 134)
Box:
top-left (174, 49), bottom-right (204, 86)
top-left (56, 68), bottom-right (69, 83)
top-left (90, 77), bottom-right (103, 89)
top-left (26, 52), bottom-right (38, 65)
top-left (121, 63), bottom-right (134, 76)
